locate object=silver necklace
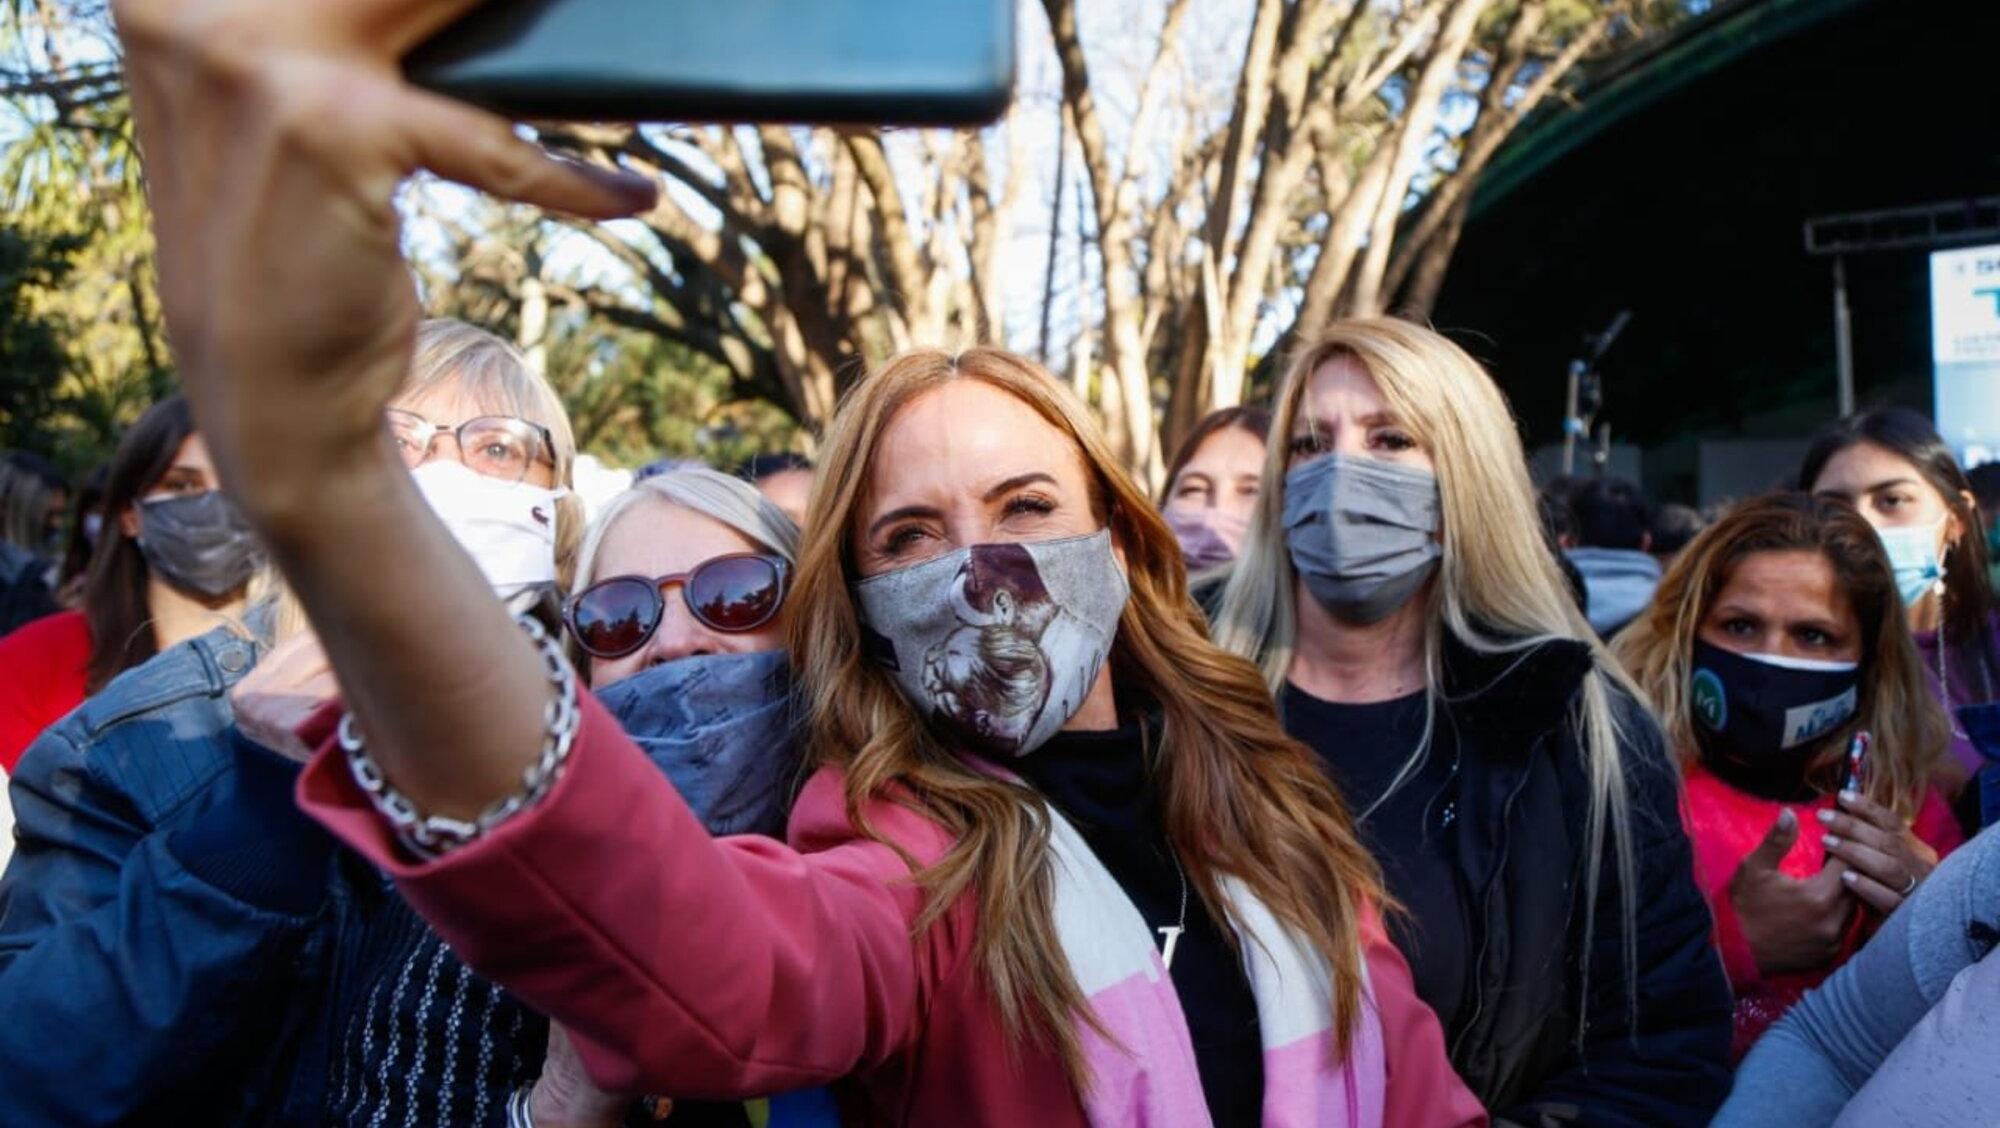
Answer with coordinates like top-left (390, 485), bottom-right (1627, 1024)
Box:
top-left (1158, 849), bottom-right (1189, 970)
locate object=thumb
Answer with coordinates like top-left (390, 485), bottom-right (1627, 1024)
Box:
top-left (1743, 808), bottom-right (1799, 873)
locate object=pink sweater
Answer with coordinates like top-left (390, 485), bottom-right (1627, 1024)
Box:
top-left (1681, 760), bottom-right (1964, 1059)
top-left (296, 692), bottom-right (1484, 1127)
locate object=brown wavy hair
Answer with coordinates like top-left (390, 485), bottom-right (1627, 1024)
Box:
top-left (1612, 492), bottom-right (1948, 819)
top-left (787, 347), bottom-right (1384, 1082)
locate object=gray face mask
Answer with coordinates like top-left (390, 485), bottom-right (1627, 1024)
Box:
top-left (853, 529), bottom-right (1129, 758)
top-left (596, 650), bottom-right (799, 838)
top-left (135, 491), bottom-right (266, 600)
top-left (1282, 453), bottom-right (1441, 624)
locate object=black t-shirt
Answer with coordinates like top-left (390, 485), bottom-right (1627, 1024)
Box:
top-left (1015, 721), bottom-right (1263, 1128)
top-left (1281, 683), bottom-right (1473, 1038)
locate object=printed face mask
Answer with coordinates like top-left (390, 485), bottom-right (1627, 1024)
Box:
top-left (1163, 506), bottom-right (1248, 572)
top-left (1282, 453), bottom-right (1441, 624)
top-left (1689, 637), bottom-right (1859, 801)
top-left (1876, 518), bottom-right (1947, 607)
top-left (854, 529), bottom-right (1130, 758)
top-left (135, 491), bottom-right (266, 599)
top-left (412, 460), bottom-right (564, 598)
top-left (596, 650), bottom-right (799, 838)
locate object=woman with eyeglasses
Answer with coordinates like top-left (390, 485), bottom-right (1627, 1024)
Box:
top-left (0, 395), bottom-right (266, 771)
top-left (1208, 319), bottom-right (1732, 1124)
top-left (0, 319), bottom-right (589, 1126)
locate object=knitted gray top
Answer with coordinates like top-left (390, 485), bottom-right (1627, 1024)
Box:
top-left (1714, 823), bottom-right (2000, 1127)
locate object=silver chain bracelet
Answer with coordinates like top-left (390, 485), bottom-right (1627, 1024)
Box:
top-left (339, 613), bottom-right (581, 861)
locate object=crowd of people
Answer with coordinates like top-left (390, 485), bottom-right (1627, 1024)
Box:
top-left (2, 2), bottom-right (1997, 1125)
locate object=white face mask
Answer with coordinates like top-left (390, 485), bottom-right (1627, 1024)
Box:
top-left (411, 460), bottom-right (564, 598)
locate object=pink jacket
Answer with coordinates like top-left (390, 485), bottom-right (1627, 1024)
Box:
top-left (1681, 760), bottom-right (1964, 1059)
top-left (296, 692), bottom-right (1485, 1127)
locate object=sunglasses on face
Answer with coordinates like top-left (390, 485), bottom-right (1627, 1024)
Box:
top-left (564, 553), bottom-right (791, 658)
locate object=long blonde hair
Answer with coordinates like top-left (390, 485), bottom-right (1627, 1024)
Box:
top-left (788, 347), bottom-right (1384, 1083)
top-left (1613, 492), bottom-right (1947, 818)
top-left (1211, 317), bottom-right (1644, 1009)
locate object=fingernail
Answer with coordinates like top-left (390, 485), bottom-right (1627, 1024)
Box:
top-left (1777, 808), bottom-right (1796, 828)
top-left (1841, 871), bottom-right (1858, 886)
top-left (1816, 809), bottom-right (1836, 824)
top-left (1839, 789), bottom-right (1860, 804)
top-left (1822, 834), bottom-right (1840, 848)
top-left (588, 164), bottom-right (658, 207)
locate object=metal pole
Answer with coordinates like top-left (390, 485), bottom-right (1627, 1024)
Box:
top-left (1562, 368), bottom-right (1579, 476)
top-left (1833, 255), bottom-right (1855, 417)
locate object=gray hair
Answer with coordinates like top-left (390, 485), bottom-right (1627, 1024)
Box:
top-left (573, 467), bottom-right (801, 591)
top-left (405, 318), bottom-right (583, 582)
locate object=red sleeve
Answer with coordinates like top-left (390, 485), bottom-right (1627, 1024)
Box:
top-left (295, 692), bottom-right (950, 1098)
top-left (0, 611), bottom-right (91, 773)
top-left (1364, 909), bottom-right (1488, 1128)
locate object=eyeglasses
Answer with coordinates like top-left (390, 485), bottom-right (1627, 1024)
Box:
top-left (387, 409), bottom-right (555, 484)
top-left (564, 554), bottom-right (791, 658)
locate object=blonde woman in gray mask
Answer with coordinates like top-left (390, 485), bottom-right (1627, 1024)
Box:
top-left (1210, 318), bottom-right (1732, 1126)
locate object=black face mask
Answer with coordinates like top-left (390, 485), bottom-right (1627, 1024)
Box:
top-left (135, 491), bottom-right (266, 600)
top-left (1689, 638), bottom-right (1860, 802)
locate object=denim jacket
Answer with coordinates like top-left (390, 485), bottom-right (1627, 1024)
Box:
top-left (0, 617), bottom-right (350, 1126)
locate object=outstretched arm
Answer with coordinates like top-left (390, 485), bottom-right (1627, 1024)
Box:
top-left (294, 696), bottom-right (940, 1096)
top-left (114, 0), bottom-right (656, 824)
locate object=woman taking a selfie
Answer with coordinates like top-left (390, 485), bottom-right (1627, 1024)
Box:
top-left (292, 343), bottom-right (1479, 1126)
top-left (1799, 407), bottom-right (2000, 815)
top-left (1613, 492), bottom-right (1962, 1057)
top-left (116, 8), bottom-right (1481, 1121)
top-left (1209, 318), bottom-right (1731, 1125)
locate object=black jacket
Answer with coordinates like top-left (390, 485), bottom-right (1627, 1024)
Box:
top-left (1269, 626), bottom-right (1731, 1127)
top-left (1420, 635), bottom-right (1732, 1127)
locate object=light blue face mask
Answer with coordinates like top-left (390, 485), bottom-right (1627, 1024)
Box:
top-left (594, 649), bottom-right (800, 837)
top-left (1876, 519), bottom-right (1946, 608)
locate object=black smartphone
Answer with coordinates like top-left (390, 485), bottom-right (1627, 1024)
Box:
top-left (405, 0), bottom-right (1016, 126)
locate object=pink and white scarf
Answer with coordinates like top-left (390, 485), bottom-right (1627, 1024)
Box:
top-left (1043, 802), bottom-right (1387, 1127)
